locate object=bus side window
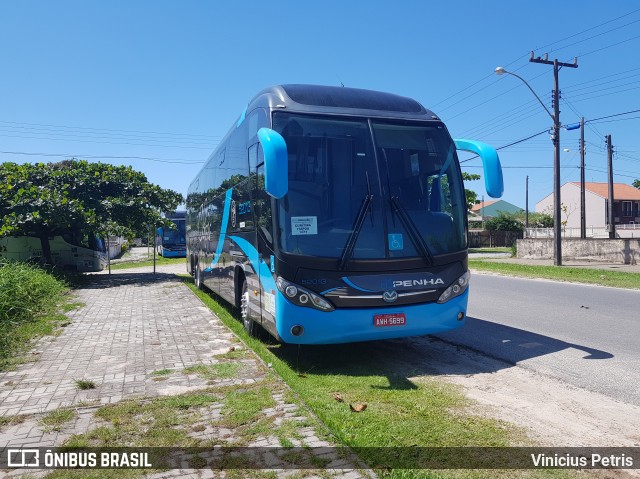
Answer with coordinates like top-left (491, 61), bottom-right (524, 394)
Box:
top-left (251, 143), bottom-right (273, 245)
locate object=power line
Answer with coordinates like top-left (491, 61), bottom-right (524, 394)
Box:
top-left (442, 70), bottom-right (550, 121)
top-left (462, 165), bottom-right (639, 178)
top-left (586, 108), bottom-right (640, 123)
top-left (535, 7), bottom-right (640, 54)
top-left (0, 132), bottom-right (213, 150)
top-left (459, 98), bottom-right (544, 138)
top-left (590, 115), bottom-right (640, 125)
top-left (546, 17), bottom-right (640, 58)
top-left (563, 69), bottom-right (640, 92)
top-left (585, 167), bottom-right (638, 179)
top-left (0, 119), bottom-right (220, 141)
top-left (562, 84), bottom-right (640, 102)
top-left (579, 33), bottom-right (640, 58)
top-left (0, 150), bottom-right (205, 164)
top-left (459, 128), bottom-right (550, 163)
top-left (0, 126), bottom-right (217, 146)
top-left (431, 7), bottom-right (640, 111)
top-left (561, 97), bottom-right (606, 140)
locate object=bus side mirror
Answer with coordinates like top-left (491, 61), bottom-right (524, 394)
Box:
top-left (454, 139), bottom-right (504, 198)
top-left (258, 128), bottom-right (288, 198)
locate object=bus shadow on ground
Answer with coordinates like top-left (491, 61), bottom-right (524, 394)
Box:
top-left (79, 272), bottom-right (178, 289)
top-left (435, 316), bottom-right (614, 362)
top-left (268, 316), bottom-right (614, 391)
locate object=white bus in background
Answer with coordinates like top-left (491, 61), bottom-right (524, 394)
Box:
top-left (0, 235), bottom-right (108, 272)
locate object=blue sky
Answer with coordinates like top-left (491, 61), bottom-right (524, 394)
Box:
top-left (1, 1), bottom-right (639, 210)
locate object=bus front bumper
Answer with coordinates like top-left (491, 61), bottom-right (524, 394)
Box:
top-left (274, 289), bottom-right (469, 344)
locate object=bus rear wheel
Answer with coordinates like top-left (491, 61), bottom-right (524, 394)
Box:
top-left (195, 263), bottom-right (203, 290)
top-left (240, 280), bottom-right (257, 337)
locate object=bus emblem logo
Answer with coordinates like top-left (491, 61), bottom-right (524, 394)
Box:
top-left (382, 290), bottom-right (398, 303)
top-left (230, 200), bottom-right (237, 228)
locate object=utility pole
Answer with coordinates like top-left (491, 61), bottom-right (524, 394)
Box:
top-left (153, 225), bottom-right (157, 275)
top-left (606, 134), bottom-right (615, 239)
top-left (529, 52), bottom-right (578, 266)
top-left (580, 117), bottom-right (586, 239)
top-left (525, 176), bottom-right (529, 230)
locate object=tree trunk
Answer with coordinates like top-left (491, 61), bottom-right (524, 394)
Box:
top-left (38, 231), bottom-right (53, 265)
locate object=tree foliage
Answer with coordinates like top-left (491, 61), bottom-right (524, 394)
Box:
top-left (633, 179), bottom-right (639, 189)
top-left (0, 160), bottom-right (183, 263)
top-left (461, 172), bottom-right (481, 211)
top-left (484, 212), bottom-right (524, 233)
top-left (522, 211), bottom-right (554, 228)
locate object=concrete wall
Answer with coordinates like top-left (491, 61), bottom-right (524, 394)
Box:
top-left (517, 238), bottom-right (640, 264)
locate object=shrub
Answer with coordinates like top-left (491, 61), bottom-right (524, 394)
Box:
top-left (484, 212), bottom-right (524, 233)
top-left (0, 259), bottom-right (68, 367)
top-left (0, 259), bottom-right (66, 324)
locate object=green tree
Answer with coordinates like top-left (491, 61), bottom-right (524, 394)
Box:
top-left (484, 212), bottom-right (524, 233)
top-left (0, 160), bottom-right (183, 264)
top-left (461, 172), bottom-right (481, 210)
top-left (633, 179), bottom-right (639, 189)
top-left (515, 211), bottom-right (553, 228)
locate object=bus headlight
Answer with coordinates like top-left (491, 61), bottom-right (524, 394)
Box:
top-left (276, 277), bottom-right (335, 312)
top-left (437, 271), bottom-right (470, 304)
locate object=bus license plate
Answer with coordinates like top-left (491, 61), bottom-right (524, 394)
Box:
top-left (374, 313), bottom-right (406, 327)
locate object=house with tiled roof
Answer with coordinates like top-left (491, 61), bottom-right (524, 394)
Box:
top-left (536, 182), bottom-right (640, 229)
top-left (470, 199), bottom-right (523, 218)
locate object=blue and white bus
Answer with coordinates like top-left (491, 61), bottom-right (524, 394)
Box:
top-left (157, 211), bottom-right (186, 258)
top-left (186, 85), bottom-right (502, 344)
top-left (0, 234), bottom-right (107, 272)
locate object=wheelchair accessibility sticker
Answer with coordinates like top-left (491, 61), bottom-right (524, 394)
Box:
top-left (388, 233), bottom-right (404, 251)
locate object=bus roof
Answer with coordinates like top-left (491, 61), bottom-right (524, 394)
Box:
top-left (165, 210), bottom-right (186, 220)
top-left (188, 85), bottom-right (442, 193)
top-left (248, 84), bottom-right (439, 121)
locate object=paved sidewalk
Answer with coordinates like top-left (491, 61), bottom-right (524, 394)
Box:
top-left (0, 264), bottom-right (373, 478)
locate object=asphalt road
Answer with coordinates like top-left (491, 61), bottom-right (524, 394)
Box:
top-left (435, 273), bottom-right (640, 406)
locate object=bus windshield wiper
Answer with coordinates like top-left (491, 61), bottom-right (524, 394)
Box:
top-left (339, 172), bottom-right (374, 270)
top-left (389, 196), bottom-right (434, 266)
top-left (379, 147), bottom-right (433, 265)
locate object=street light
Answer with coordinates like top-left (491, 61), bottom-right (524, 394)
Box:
top-left (495, 67), bottom-right (554, 121)
top-left (495, 66), bottom-right (563, 266)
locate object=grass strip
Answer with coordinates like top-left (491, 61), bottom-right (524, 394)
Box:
top-left (109, 257), bottom-right (185, 270)
top-left (183, 278), bottom-right (575, 479)
top-left (469, 259), bottom-right (640, 289)
top-left (468, 248), bottom-right (511, 254)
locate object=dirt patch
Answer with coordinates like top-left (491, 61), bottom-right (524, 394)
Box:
top-left (408, 338), bottom-right (640, 476)
top-left (440, 365), bottom-right (640, 447)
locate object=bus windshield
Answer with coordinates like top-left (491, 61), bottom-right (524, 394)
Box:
top-left (163, 221), bottom-right (186, 244)
top-left (273, 113), bottom-right (467, 261)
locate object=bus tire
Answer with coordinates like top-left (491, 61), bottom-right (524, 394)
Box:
top-left (240, 280), bottom-right (257, 337)
top-left (195, 263), bottom-right (203, 290)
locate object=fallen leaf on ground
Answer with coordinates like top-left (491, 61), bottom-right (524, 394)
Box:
top-left (349, 403), bottom-right (367, 412)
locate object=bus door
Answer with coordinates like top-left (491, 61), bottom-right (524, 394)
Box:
top-left (251, 143), bottom-right (276, 331)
